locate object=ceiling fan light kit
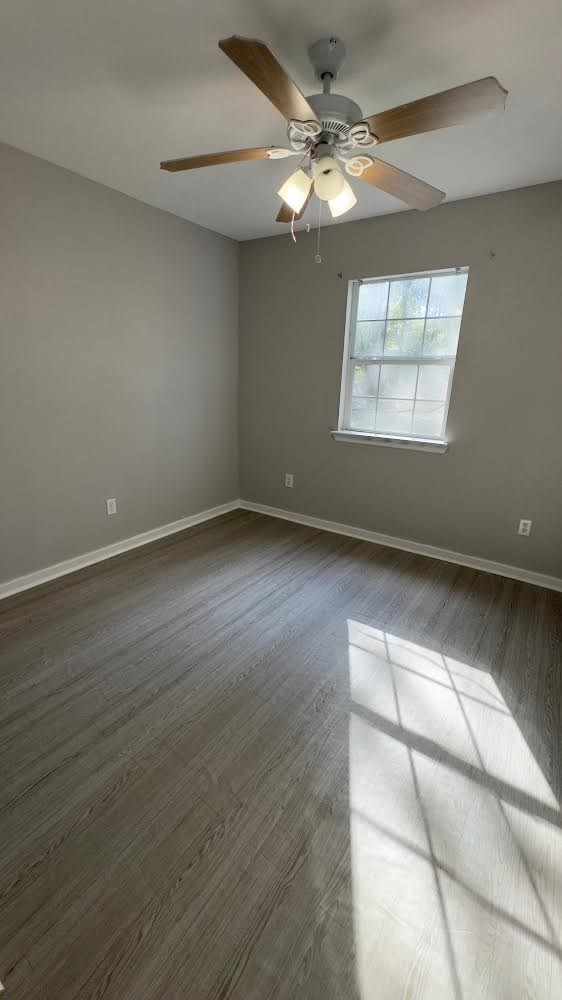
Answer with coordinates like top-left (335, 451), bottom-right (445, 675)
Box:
top-left (328, 178), bottom-right (357, 218)
top-left (313, 155), bottom-right (345, 201)
top-left (161, 33), bottom-right (507, 226)
top-left (277, 168), bottom-right (311, 213)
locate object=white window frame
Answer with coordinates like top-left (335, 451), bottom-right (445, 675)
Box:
top-left (333, 267), bottom-right (469, 453)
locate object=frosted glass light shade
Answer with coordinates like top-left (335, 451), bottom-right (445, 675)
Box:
top-left (329, 178), bottom-right (357, 218)
top-left (277, 169), bottom-right (311, 213)
top-left (314, 156), bottom-right (345, 201)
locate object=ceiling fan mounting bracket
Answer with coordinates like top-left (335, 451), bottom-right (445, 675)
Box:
top-left (308, 37), bottom-right (346, 84)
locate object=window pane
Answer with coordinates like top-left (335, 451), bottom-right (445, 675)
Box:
top-left (428, 273), bottom-right (468, 317)
top-left (351, 363), bottom-right (380, 397)
top-left (388, 277), bottom-right (430, 318)
top-left (385, 319), bottom-right (424, 356)
top-left (412, 401), bottom-right (445, 438)
top-left (423, 318), bottom-right (461, 356)
top-left (416, 365), bottom-right (450, 402)
top-left (379, 364), bottom-right (418, 399)
top-left (350, 397), bottom-right (376, 431)
top-left (376, 399), bottom-right (414, 435)
top-left (357, 282), bottom-right (389, 321)
top-left (353, 321), bottom-right (385, 357)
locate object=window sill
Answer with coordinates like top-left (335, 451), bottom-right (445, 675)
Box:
top-left (331, 430), bottom-right (448, 453)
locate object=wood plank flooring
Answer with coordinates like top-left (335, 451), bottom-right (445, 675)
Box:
top-left (1, 509), bottom-right (561, 999)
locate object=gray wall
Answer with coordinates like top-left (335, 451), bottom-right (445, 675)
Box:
top-left (239, 182), bottom-right (562, 578)
top-left (1, 143), bottom-right (238, 583)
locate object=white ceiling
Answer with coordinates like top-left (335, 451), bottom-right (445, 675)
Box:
top-left (1, 0), bottom-right (561, 240)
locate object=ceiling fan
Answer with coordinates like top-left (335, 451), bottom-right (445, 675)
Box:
top-left (161, 36), bottom-right (507, 223)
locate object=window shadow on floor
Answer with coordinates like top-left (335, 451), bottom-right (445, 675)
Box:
top-left (347, 620), bottom-right (562, 999)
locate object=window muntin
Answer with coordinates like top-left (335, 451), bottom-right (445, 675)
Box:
top-left (340, 268), bottom-right (468, 443)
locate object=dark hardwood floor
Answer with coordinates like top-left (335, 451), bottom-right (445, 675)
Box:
top-left (1, 509), bottom-right (561, 998)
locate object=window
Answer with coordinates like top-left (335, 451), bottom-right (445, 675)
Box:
top-left (336, 267), bottom-right (469, 449)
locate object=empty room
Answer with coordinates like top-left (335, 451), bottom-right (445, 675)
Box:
top-left (1, 1), bottom-right (561, 997)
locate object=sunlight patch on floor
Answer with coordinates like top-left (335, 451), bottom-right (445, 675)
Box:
top-left (347, 620), bottom-right (562, 1000)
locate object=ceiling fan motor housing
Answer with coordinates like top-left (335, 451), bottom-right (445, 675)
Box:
top-left (307, 92), bottom-right (364, 140)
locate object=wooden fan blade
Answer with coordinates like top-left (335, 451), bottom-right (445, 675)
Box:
top-left (219, 36), bottom-right (319, 124)
top-left (276, 202), bottom-right (294, 224)
top-left (359, 159), bottom-right (445, 211)
top-left (276, 190), bottom-right (312, 224)
top-left (161, 147), bottom-right (273, 171)
top-left (362, 77), bottom-right (507, 143)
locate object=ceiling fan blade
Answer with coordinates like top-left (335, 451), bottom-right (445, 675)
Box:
top-left (358, 159), bottom-right (445, 210)
top-left (161, 147), bottom-right (277, 172)
top-left (362, 77), bottom-right (507, 143)
top-left (219, 36), bottom-right (319, 124)
top-left (276, 202), bottom-right (294, 224)
top-left (276, 190), bottom-right (312, 224)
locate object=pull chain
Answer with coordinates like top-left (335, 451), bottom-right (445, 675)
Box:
top-left (314, 199), bottom-right (322, 263)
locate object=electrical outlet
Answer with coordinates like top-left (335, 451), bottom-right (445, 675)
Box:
top-left (106, 498), bottom-right (117, 516)
top-left (518, 518), bottom-right (532, 537)
top-left (285, 473), bottom-right (294, 488)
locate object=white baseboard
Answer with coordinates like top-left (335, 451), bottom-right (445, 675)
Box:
top-left (2, 497), bottom-right (560, 602)
top-left (0, 500), bottom-right (240, 601)
top-left (239, 500), bottom-right (562, 593)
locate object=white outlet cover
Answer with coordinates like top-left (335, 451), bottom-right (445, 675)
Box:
top-left (106, 498), bottom-right (117, 515)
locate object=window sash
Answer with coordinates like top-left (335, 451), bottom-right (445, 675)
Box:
top-left (342, 360), bottom-right (454, 441)
top-left (338, 268), bottom-right (468, 442)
